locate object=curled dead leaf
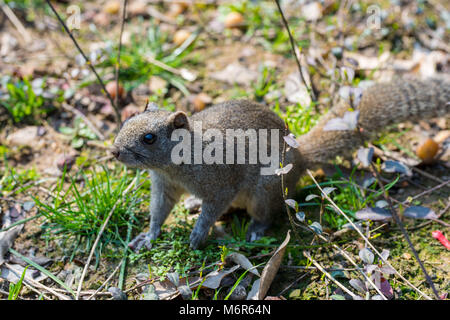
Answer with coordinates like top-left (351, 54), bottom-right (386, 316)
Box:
top-left (257, 230), bottom-right (291, 300)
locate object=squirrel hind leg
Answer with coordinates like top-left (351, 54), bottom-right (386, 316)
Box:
top-left (245, 185), bottom-right (288, 242)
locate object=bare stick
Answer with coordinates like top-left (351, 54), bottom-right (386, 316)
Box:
top-left (115, 0), bottom-right (128, 114)
top-left (45, 0), bottom-right (121, 126)
top-left (279, 131), bottom-right (385, 298)
top-left (87, 260), bottom-right (123, 300)
top-left (76, 177), bottom-right (137, 299)
top-left (303, 251), bottom-right (358, 299)
top-left (5, 263), bottom-right (69, 300)
top-left (306, 169), bottom-right (433, 300)
top-left (356, 130), bottom-right (441, 299)
top-left (0, 0), bottom-right (32, 43)
top-left (274, 0), bottom-right (316, 102)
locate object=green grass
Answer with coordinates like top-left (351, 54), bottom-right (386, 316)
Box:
top-left (34, 166), bottom-right (148, 260)
top-left (298, 166), bottom-right (401, 230)
top-left (96, 22), bottom-right (196, 95)
top-left (0, 161), bottom-right (39, 197)
top-left (7, 265), bottom-right (28, 300)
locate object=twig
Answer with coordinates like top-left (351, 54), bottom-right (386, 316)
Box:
top-left (115, 0), bottom-right (128, 114)
top-left (402, 180), bottom-right (450, 206)
top-left (274, 0), bottom-right (316, 102)
top-left (303, 251), bottom-right (358, 299)
top-left (279, 131), bottom-right (385, 298)
top-left (0, 0), bottom-right (32, 43)
top-left (45, 0), bottom-right (121, 126)
top-left (75, 176), bottom-right (137, 299)
top-left (147, 6), bottom-right (176, 24)
top-left (87, 261), bottom-right (123, 300)
top-left (412, 167), bottom-right (445, 184)
top-left (5, 263), bottom-right (68, 300)
top-left (357, 131), bottom-right (441, 300)
top-left (277, 272), bottom-right (309, 296)
top-left (306, 169), bottom-right (433, 300)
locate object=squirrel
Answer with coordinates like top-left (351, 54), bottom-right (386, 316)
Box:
top-left (112, 77), bottom-right (449, 250)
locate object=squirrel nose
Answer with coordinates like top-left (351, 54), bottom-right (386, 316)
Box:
top-left (111, 147), bottom-right (120, 159)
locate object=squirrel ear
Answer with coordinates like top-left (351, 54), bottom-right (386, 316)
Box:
top-left (144, 100), bottom-right (159, 112)
top-left (169, 111), bottom-right (189, 129)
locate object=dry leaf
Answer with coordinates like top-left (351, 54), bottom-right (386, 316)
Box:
top-left (226, 252), bottom-right (260, 277)
top-left (257, 230), bottom-right (291, 300)
top-left (0, 206), bottom-right (25, 265)
top-left (201, 265), bottom-right (239, 289)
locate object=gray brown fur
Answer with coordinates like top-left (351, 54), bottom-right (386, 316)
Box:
top-left (112, 77), bottom-right (449, 250)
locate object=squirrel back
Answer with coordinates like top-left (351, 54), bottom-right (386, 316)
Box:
top-left (298, 77), bottom-right (450, 166)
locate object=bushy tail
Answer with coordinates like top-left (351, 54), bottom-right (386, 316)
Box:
top-left (297, 76), bottom-right (450, 166)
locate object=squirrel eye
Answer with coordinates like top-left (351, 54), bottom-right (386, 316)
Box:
top-left (142, 133), bottom-right (156, 144)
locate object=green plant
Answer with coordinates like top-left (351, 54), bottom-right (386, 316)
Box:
top-left (273, 101), bottom-right (321, 136)
top-left (34, 166), bottom-right (146, 258)
top-left (0, 159), bottom-right (39, 197)
top-left (0, 77), bottom-right (51, 123)
top-left (59, 116), bottom-right (98, 148)
top-left (96, 22), bottom-right (195, 95)
top-left (301, 166), bottom-right (400, 229)
top-left (129, 220), bottom-right (221, 280)
top-left (251, 66), bottom-right (276, 101)
top-left (8, 266), bottom-right (28, 300)
top-left (230, 215), bottom-right (250, 241)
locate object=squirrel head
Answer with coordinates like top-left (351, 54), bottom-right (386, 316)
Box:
top-left (112, 109), bottom-right (190, 169)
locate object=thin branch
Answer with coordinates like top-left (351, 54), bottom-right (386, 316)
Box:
top-left (356, 130), bottom-right (441, 300)
top-left (45, 0), bottom-right (121, 126)
top-left (303, 251), bottom-right (358, 299)
top-left (274, 0), bottom-right (316, 102)
top-left (87, 260), bottom-right (123, 300)
top-left (115, 0), bottom-right (128, 114)
top-left (76, 177), bottom-right (137, 299)
top-left (279, 130), bottom-right (385, 299)
top-left (306, 169), bottom-right (433, 300)
top-left (0, 0), bottom-right (32, 43)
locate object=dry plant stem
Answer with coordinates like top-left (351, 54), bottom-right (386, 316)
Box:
top-left (75, 177), bottom-right (137, 300)
top-left (115, 0), bottom-right (128, 112)
top-left (5, 263), bottom-right (67, 300)
top-left (279, 125), bottom-right (302, 241)
top-left (274, 0), bottom-right (316, 102)
top-left (279, 132), bottom-right (385, 298)
top-left (303, 251), bottom-right (358, 299)
top-left (306, 169), bottom-right (433, 300)
top-left (356, 129), bottom-right (440, 299)
top-left (0, 0), bottom-right (32, 43)
top-left (88, 260), bottom-right (123, 300)
top-left (368, 162), bottom-right (440, 299)
top-left (401, 180), bottom-right (450, 206)
top-left (331, 242), bottom-right (387, 299)
top-left (45, 0), bottom-right (121, 126)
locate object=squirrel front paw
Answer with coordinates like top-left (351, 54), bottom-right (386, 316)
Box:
top-left (128, 232), bottom-right (157, 252)
top-left (189, 230), bottom-right (208, 250)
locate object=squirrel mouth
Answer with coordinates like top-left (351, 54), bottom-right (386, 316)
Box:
top-left (115, 147), bottom-right (148, 167)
